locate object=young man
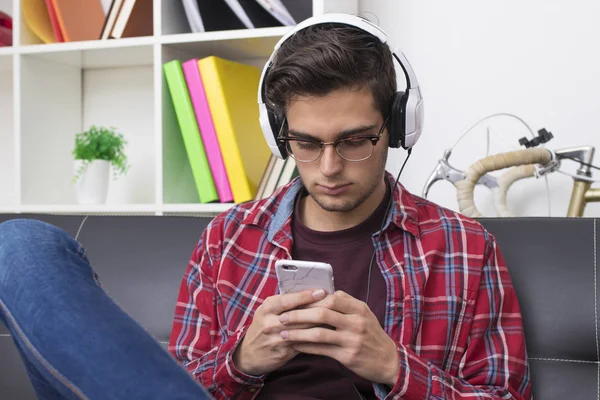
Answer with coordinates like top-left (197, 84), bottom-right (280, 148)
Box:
top-left (168, 14), bottom-right (531, 400)
top-left (0, 14), bottom-right (530, 400)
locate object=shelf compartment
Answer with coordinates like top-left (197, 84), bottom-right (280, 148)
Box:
top-left (18, 0), bottom-right (135, 47)
top-left (161, 0), bottom-right (312, 36)
top-left (19, 44), bottom-right (156, 206)
top-left (159, 37), bottom-right (272, 207)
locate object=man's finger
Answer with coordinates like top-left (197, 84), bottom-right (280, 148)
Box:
top-left (264, 289), bottom-right (326, 315)
top-left (280, 307), bottom-right (346, 329)
top-left (305, 291), bottom-right (365, 314)
top-left (291, 343), bottom-right (340, 360)
top-left (280, 327), bottom-right (340, 344)
top-left (283, 322), bottom-right (321, 330)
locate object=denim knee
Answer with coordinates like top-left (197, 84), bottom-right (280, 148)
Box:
top-left (0, 219), bottom-right (82, 287)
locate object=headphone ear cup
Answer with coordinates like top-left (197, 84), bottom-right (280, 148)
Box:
top-left (269, 112), bottom-right (288, 158)
top-left (388, 91), bottom-right (407, 149)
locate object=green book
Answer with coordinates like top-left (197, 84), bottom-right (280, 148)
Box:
top-left (163, 60), bottom-right (218, 203)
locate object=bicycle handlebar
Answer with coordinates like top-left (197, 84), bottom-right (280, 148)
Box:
top-left (454, 148), bottom-right (553, 217)
top-left (491, 165), bottom-right (538, 217)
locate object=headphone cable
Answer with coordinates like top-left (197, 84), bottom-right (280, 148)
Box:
top-left (366, 147), bottom-right (413, 305)
top-left (342, 147), bottom-right (414, 400)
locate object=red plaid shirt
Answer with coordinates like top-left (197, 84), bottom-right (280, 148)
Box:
top-left (168, 172), bottom-right (532, 399)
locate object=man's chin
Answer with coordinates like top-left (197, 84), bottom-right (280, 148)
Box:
top-left (310, 194), bottom-right (360, 213)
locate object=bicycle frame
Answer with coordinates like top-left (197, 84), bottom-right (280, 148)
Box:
top-left (563, 146), bottom-right (600, 217)
top-left (568, 181), bottom-right (600, 217)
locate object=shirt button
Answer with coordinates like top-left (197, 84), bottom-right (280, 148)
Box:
top-left (248, 387), bottom-right (257, 393)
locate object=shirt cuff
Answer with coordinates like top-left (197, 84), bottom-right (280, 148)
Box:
top-left (219, 326), bottom-right (267, 398)
top-left (373, 342), bottom-right (431, 399)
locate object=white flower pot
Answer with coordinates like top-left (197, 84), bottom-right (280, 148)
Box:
top-left (75, 160), bottom-right (110, 205)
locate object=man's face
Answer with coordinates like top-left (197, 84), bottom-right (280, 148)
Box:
top-left (285, 87), bottom-right (388, 214)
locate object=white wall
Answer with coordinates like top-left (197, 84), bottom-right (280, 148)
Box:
top-left (361, 0), bottom-right (600, 217)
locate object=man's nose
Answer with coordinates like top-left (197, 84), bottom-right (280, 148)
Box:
top-left (319, 145), bottom-right (344, 177)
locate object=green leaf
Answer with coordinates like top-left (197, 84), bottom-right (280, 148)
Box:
top-left (72, 125), bottom-right (130, 181)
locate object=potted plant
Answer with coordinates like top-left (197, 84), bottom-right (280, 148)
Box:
top-left (72, 125), bottom-right (129, 204)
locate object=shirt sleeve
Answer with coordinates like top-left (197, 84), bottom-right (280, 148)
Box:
top-left (167, 226), bottom-right (266, 400)
top-left (375, 234), bottom-right (532, 399)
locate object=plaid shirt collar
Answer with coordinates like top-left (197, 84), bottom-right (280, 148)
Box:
top-left (241, 171), bottom-right (421, 242)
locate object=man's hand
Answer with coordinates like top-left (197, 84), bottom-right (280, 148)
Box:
top-left (278, 290), bottom-right (400, 387)
top-left (232, 288), bottom-right (327, 376)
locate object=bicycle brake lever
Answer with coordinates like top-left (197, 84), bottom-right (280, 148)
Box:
top-left (422, 161), bottom-right (448, 198)
top-left (422, 149), bottom-right (499, 198)
top-left (533, 150), bottom-right (560, 177)
top-left (423, 149), bottom-right (468, 198)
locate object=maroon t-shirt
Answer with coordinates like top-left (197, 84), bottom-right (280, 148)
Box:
top-left (258, 186), bottom-right (391, 399)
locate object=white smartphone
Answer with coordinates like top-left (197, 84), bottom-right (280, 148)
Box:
top-left (275, 259), bottom-right (335, 295)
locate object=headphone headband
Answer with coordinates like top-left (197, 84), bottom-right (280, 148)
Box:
top-left (258, 13), bottom-right (424, 158)
top-left (276, 13), bottom-right (388, 50)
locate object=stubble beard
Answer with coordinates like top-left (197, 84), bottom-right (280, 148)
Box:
top-left (307, 150), bottom-right (388, 213)
top-left (309, 181), bottom-right (381, 213)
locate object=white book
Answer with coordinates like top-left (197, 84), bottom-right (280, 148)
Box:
top-left (255, 0), bottom-right (296, 26)
top-left (182, 0), bottom-right (205, 33)
top-left (111, 0), bottom-right (136, 38)
top-left (261, 157), bottom-right (286, 198)
top-left (101, 0), bottom-right (125, 40)
top-left (275, 157), bottom-right (297, 189)
top-left (224, 0), bottom-right (255, 29)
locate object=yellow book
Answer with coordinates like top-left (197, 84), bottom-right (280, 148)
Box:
top-left (22, 0), bottom-right (56, 44)
top-left (198, 56), bottom-right (271, 203)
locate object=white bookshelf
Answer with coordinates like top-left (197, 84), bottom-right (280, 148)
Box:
top-left (0, 0), bottom-right (359, 216)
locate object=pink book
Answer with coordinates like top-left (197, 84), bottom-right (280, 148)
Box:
top-left (182, 58), bottom-right (234, 203)
top-left (44, 0), bottom-right (64, 42)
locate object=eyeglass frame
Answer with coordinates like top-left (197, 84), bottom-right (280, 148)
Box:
top-left (276, 115), bottom-right (390, 163)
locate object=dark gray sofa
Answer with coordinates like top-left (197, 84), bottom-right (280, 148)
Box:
top-left (0, 214), bottom-right (598, 399)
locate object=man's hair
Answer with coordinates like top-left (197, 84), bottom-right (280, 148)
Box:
top-left (264, 23), bottom-right (397, 124)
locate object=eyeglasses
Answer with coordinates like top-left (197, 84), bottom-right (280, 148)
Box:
top-left (277, 117), bottom-right (388, 163)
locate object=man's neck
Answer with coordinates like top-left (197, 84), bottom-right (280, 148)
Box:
top-left (299, 179), bottom-right (388, 232)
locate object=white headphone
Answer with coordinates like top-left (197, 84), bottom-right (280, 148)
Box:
top-left (257, 13), bottom-right (424, 159)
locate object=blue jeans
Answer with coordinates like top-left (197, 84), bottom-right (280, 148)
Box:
top-left (0, 218), bottom-right (213, 399)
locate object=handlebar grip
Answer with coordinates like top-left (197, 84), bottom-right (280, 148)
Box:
top-left (493, 165), bottom-right (537, 217)
top-left (454, 148), bottom-right (552, 217)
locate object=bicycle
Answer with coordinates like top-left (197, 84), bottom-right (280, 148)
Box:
top-left (422, 122), bottom-right (600, 218)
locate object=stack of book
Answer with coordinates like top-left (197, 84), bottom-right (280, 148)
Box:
top-left (101, 0), bottom-right (152, 40)
top-left (21, 0), bottom-right (152, 44)
top-left (255, 152), bottom-right (298, 201)
top-left (0, 10), bottom-right (12, 46)
top-left (183, 0), bottom-right (296, 33)
top-left (163, 56), bottom-right (298, 205)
